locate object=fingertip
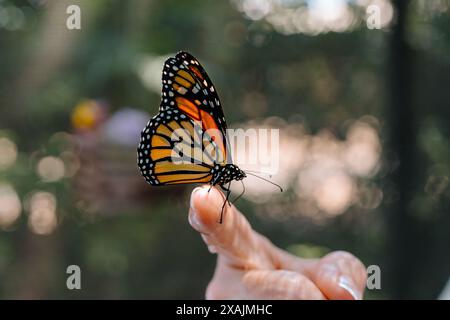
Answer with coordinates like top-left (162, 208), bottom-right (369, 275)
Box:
top-left (315, 264), bottom-right (363, 300)
top-left (189, 186), bottom-right (226, 233)
top-left (338, 275), bottom-right (362, 300)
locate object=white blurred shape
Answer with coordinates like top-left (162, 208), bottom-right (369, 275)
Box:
top-left (0, 137), bottom-right (18, 170)
top-left (37, 156), bottom-right (66, 182)
top-left (231, 122), bottom-right (304, 201)
top-left (103, 108), bottom-right (150, 147)
top-left (369, 0), bottom-right (394, 28)
top-left (136, 54), bottom-right (171, 93)
top-left (28, 191), bottom-right (57, 235)
top-left (309, 0), bottom-right (348, 22)
top-left (308, 0), bottom-right (354, 33)
top-left (313, 173), bottom-right (355, 215)
top-left (0, 183), bottom-right (21, 228)
top-left (439, 278), bottom-right (450, 300)
top-left (242, 0), bottom-right (273, 20)
top-left (344, 121), bottom-right (381, 177)
top-left (230, 116), bottom-right (382, 218)
top-left (231, 0), bottom-right (391, 36)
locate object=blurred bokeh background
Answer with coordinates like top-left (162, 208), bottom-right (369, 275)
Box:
top-left (0, 0), bottom-right (450, 299)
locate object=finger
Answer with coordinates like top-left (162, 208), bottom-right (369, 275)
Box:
top-left (312, 251), bottom-right (367, 300)
top-left (189, 186), bottom-right (273, 269)
top-left (243, 270), bottom-right (326, 300)
top-left (266, 245), bottom-right (319, 278)
top-left (205, 256), bottom-right (247, 300)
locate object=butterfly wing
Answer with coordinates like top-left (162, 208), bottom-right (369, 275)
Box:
top-left (160, 51), bottom-right (230, 162)
top-left (137, 108), bottom-right (225, 186)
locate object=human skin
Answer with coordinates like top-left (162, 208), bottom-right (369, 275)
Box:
top-left (188, 186), bottom-right (367, 300)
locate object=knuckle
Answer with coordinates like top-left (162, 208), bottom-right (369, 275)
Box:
top-left (326, 250), bottom-right (359, 264)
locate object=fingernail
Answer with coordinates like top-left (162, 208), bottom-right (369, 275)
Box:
top-left (338, 275), bottom-right (362, 300)
top-left (189, 187), bottom-right (204, 211)
top-left (189, 210), bottom-right (205, 232)
top-left (189, 187), bottom-right (207, 232)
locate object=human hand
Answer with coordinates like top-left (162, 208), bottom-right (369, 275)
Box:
top-left (189, 186), bottom-right (367, 300)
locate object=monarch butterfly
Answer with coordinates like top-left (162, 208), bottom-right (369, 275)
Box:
top-left (137, 51), bottom-right (280, 222)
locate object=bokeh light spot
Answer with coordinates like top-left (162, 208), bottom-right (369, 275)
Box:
top-left (28, 191), bottom-right (57, 235)
top-left (0, 183), bottom-right (22, 228)
top-left (37, 156), bottom-right (66, 182)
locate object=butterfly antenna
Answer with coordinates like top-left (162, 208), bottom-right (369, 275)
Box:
top-left (243, 170), bottom-right (273, 178)
top-left (232, 180), bottom-right (246, 204)
top-left (244, 172), bottom-right (283, 192)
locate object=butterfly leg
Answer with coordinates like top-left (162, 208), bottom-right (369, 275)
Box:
top-left (226, 182), bottom-right (232, 206)
top-left (209, 173), bottom-right (221, 193)
top-left (219, 188), bottom-right (231, 224)
top-left (218, 182), bottom-right (232, 223)
top-left (219, 183), bottom-right (232, 206)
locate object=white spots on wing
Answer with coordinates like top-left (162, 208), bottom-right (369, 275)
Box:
top-left (177, 87), bottom-right (187, 95)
